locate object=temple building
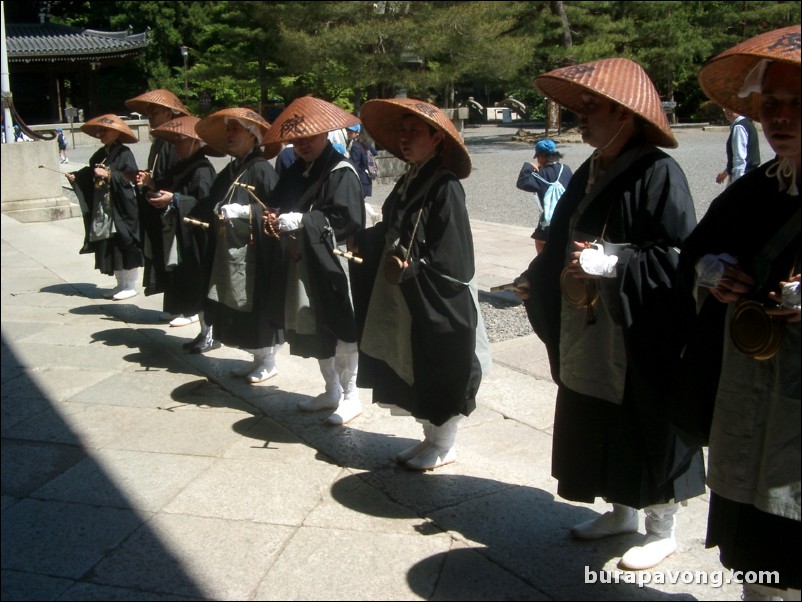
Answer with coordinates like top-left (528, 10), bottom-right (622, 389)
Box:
top-left (5, 18), bottom-right (148, 125)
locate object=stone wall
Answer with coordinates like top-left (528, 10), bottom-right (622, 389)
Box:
top-left (26, 119), bottom-right (151, 148)
top-left (1, 140), bottom-right (79, 222)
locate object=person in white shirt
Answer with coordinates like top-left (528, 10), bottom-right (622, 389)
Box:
top-left (715, 108), bottom-right (760, 185)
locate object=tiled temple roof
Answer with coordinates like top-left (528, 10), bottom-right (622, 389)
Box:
top-left (6, 23), bottom-right (149, 63)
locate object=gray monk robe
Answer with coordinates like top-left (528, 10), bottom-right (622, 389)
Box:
top-left (352, 157), bottom-right (491, 427)
top-left (141, 137), bottom-right (180, 295)
top-left (203, 150), bottom-right (284, 350)
top-left (156, 150), bottom-right (216, 318)
top-left (522, 141), bottom-right (706, 509)
top-left (71, 141), bottom-right (143, 275)
top-left (269, 142), bottom-right (365, 359)
top-left (677, 160), bottom-right (800, 589)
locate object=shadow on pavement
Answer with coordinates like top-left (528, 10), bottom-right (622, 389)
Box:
top-left (330, 472), bottom-right (698, 601)
top-left (1, 335), bottom-right (207, 601)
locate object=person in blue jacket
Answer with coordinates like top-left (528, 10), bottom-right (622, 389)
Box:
top-left (346, 125), bottom-right (377, 198)
top-left (346, 124), bottom-right (381, 224)
top-left (516, 138), bottom-right (573, 253)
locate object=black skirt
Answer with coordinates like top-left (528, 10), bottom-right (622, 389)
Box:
top-left (552, 385), bottom-right (706, 509)
top-left (93, 236), bottom-right (143, 276)
top-left (204, 299), bottom-right (284, 350)
top-left (707, 493), bottom-right (801, 590)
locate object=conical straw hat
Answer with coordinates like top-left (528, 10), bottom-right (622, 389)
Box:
top-left (195, 107), bottom-right (282, 160)
top-left (80, 114), bottom-right (138, 144)
top-left (360, 98), bottom-right (471, 179)
top-left (151, 115), bottom-right (224, 157)
top-left (125, 89), bottom-right (190, 117)
top-left (263, 96), bottom-right (361, 144)
top-left (698, 25), bottom-right (801, 122)
top-left (534, 58), bottom-right (677, 149)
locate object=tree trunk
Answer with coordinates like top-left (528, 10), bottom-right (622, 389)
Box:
top-left (258, 45), bottom-right (267, 117)
top-left (547, 1), bottom-right (572, 134)
top-left (550, 1), bottom-right (572, 49)
top-left (444, 82), bottom-right (455, 109)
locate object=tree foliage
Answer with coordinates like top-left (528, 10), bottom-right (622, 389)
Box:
top-left (36, 0), bottom-right (801, 120)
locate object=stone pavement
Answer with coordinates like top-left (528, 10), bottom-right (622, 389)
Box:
top-left (1, 207), bottom-right (741, 600)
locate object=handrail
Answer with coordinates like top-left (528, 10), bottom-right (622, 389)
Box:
top-left (2, 93), bottom-right (56, 141)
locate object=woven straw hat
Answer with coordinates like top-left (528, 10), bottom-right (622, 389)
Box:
top-left (698, 25), bottom-right (801, 122)
top-left (80, 114), bottom-right (138, 144)
top-left (195, 107), bottom-right (282, 160)
top-left (360, 98), bottom-right (472, 179)
top-left (534, 58), bottom-right (677, 149)
top-left (262, 96), bottom-right (361, 144)
top-left (125, 89), bottom-right (190, 117)
top-left (151, 115), bottom-right (224, 157)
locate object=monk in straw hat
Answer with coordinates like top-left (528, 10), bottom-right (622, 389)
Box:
top-left (351, 98), bottom-right (491, 471)
top-left (141, 115), bottom-right (219, 349)
top-left (515, 58), bottom-right (704, 570)
top-left (195, 107), bottom-right (284, 369)
top-left (262, 96), bottom-right (366, 426)
top-left (125, 89), bottom-right (192, 303)
top-left (677, 25), bottom-right (800, 601)
top-left (65, 114), bottom-right (143, 301)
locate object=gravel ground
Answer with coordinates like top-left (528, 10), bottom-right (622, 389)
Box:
top-left (478, 292), bottom-right (531, 344)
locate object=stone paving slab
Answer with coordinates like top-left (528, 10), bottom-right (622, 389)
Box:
top-left (1, 208), bottom-right (745, 600)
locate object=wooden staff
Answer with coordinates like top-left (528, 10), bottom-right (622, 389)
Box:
top-left (232, 181), bottom-right (267, 209)
top-left (38, 165), bottom-right (69, 176)
top-left (333, 248), bottom-right (363, 264)
top-left (183, 217), bottom-right (209, 229)
top-left (491, 279), bottom-right (530, 293)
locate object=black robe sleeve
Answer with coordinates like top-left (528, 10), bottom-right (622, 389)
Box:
top-left (107, 144), bottom-right (140, 248)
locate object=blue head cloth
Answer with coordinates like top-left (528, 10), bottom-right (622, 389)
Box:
top-left (56, 128), bottom-right (63, 133)
top-left (535, 139), bottom-right (557, 155)
top-left (346, 124), bottom-right (361, 133)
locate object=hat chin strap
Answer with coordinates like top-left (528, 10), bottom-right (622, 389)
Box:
top-left (586, 121), bottom-right (627, 193)
top-left (766, 156), bottom-right (799, 197)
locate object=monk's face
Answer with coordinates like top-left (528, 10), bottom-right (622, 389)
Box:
top-left (576, 93), bottom-right (628, 150)
top-left (293, 133), bottom-right (328, 164)
top-left (397, 115), bottom-right (443, 165)
top-left (225, 120), bottom-right (257, 160)
top-left (146, 106), bottom-right (174, 129)
top-left (760, 62), bottom-right (801, 164)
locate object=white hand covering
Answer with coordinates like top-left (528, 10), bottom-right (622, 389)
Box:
top-left (579, 243), bottom-right (618, 278)
top-left (278, 212), bottom-right (304, 232)
top-left (219, 203), bottom-right (251, 220)
top-left (695, 253), bottom-right (737, 288)
top-left (781, 281), bottom-right (800, 310)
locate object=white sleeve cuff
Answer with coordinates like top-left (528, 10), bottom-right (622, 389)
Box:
top-left (782, 281), bottom-right (801, 310)
top-left (695, 253), bottom-right (737, 288)
top-left (278, 212), bottom-right (304, 232)
top-left (220, 204), bottom-right (251, 220)
top-left (579, 244), bottom-right (618, 278)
